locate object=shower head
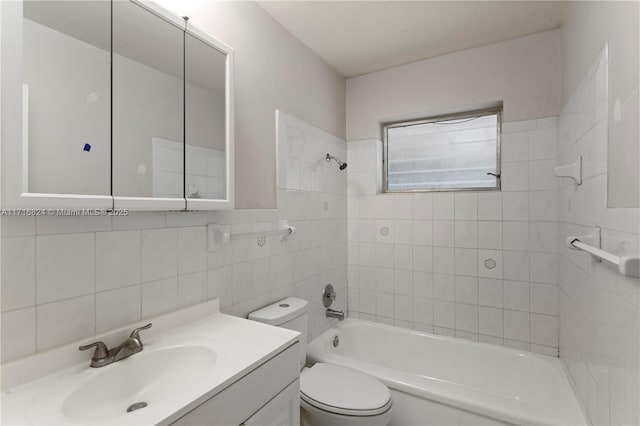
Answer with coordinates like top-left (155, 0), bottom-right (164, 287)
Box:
top-left (326, 153), bottom-right (348, 170)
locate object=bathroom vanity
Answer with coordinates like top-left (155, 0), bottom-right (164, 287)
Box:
top-left (0, 0), bottom-right (234, 211)
top-left (1, 301), bottom-right (300, 425)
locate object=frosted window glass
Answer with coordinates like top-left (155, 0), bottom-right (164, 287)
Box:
top-left (385, 112), bottom-right (500, 192)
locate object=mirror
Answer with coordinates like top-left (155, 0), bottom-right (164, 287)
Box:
top-left (22, 0), bottom-right (111, 195)
top-left (3, 0), bottom-right (233, 209)
top-left (111, 1), bottom-right (185, 200)
top-left (184, 32), bottom-right (227, 201)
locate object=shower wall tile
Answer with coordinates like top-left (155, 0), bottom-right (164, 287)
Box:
top-left (557, 48), bottom-right (640, 426)
top-left (529, 127), bottom-right (557, 160)
top-left (347, 116), bottom-right (559, 355)
top-left (478, 222), bottom-right (502, 249)
top-left (501, 131), bottom-right (529, 162)
top-left (477, 192), bottom-right (502, 221)
top-left (502, 192), bottom-right (529, 221)
top-left (454, 193), bottom-right (477, 221)
top-left (0, 110), bottom-right (348, 363)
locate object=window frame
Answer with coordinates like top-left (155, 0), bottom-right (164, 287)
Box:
top-left (382, 107), bottom-right (502, 193)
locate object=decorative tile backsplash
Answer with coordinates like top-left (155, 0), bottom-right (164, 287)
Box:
top-left (0, 111), bottom-right (347, 363)
top-left (346, 115), bottom-right (561, 356)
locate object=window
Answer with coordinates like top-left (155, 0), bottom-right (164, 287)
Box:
top-left (383, 108), bottom-right (501, 192)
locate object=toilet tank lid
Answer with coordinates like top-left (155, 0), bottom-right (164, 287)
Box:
top-left (248, 297), bottom-right (308, 325)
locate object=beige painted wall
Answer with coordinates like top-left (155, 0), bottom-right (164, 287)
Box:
top-left (346, 30), bottom-right (561, 141)
top-left (155, 0), bottom-right (346, 209)
top-left (560, 1), bottom-right (639, 208)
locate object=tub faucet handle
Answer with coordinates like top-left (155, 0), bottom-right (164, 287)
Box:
top-left (323, 284), bottom-right (337, 308)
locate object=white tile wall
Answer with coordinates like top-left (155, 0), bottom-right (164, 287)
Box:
top-left (96, 285), bottom-right (141, 333)
top-left (95, 231), bottom-right (141, 292)
top-left (141, 228), bottom-right (178, 282)
top-left (0, 111), bottom-right (347, 363)
top-left (36, 295), bottom-right (95, 352)
top-left (1, 237), bottom-right (35, 311)
top-left (347, 116), bottom-right (560, 355)
top-left (36, 233), bottom-right (95, 304)
top-left (557, 47), bottom-right (640, 426)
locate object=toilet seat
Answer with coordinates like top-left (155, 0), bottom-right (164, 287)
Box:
top-left (300, 363), bottom-right (392, 417)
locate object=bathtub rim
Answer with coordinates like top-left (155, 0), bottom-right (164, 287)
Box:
top-left (306, 318), bottom-right (586, 426)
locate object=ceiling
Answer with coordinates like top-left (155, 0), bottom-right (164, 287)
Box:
top-left (258, 1), bottom-right (567, 78)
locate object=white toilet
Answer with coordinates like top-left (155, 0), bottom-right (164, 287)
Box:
top-left (249, 297), bottom-right (393, 426)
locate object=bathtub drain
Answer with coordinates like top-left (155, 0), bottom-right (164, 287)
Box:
top-left (127, 402), bottom-right (148, 413)
top-left (333, 335), bottom-right (339, 347)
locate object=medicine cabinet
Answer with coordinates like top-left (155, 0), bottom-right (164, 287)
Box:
top-left (0, 0), bottom-right (234, 211)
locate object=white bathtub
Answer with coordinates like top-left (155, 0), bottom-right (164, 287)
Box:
top-left (306, 319), bottom-right (585, 426)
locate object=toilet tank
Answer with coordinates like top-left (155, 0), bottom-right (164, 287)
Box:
top-left (248, 297), bottom-right (308, 369)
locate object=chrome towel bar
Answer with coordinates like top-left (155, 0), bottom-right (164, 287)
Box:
top-left (567, 227), bottom-right (639, 278)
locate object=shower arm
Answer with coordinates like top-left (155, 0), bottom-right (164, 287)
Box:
top-left (326, 153), bottom-right (347, 170)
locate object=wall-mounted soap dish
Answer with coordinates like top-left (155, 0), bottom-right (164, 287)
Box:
top-left (555, 156), bottom-right (582, 185)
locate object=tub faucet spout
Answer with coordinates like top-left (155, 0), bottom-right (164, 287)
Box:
top-left (326, 308), bottom-right (345, 321)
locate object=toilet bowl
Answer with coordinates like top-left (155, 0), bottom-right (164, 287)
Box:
top-left (248, 297), bottom-right (393, 426)
top-left (300, 363), bottom-right (392, 426)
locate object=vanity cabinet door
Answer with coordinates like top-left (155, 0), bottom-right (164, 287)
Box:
top-left (242, 379), bottom-right (300, 426)
top-left (1, 0), bottom-right (113, 209)
top-left (111, 0), bottom-right (186, 210)
top-left (170, 343), bottom-right (299, 426)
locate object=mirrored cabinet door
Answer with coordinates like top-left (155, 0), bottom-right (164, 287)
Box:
top-left (184, 31), bottom-right (230, 207)
top-left (22, 0), bottom-right (112, 200)
top-left (111, 1), bottom-right (186, 210)
top-left (2, 0), bottom-right (233, 210)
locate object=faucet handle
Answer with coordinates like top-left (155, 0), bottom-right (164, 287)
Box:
top-left (79, 341), bottom-right (109, 360)
top-left (129, 323), bottom-right (152, 341)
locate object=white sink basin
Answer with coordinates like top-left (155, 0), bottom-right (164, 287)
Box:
top-left (2, 303), bottom-right (300, 426)
top-left (26, 346), bottom-right (216, 424)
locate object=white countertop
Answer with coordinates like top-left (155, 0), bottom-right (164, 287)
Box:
top-left (1, 301), bottom-right (299, 425)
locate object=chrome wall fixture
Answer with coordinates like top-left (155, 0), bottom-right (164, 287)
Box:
top-left (323, 284), bottom-right (337, 307)
top-left (323, 284), bottom-right (345, 320)
top-left (326, 153), bottom-right (347, 170)
top-left (79, 323), bottom-right (152, 368)
top-left (567, 227), bottom-right (639, 278)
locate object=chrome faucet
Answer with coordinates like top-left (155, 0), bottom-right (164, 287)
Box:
top-left (79, 323), bottom-right (152, 368)
top-left (326, 308), bottom-right (345, 321)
